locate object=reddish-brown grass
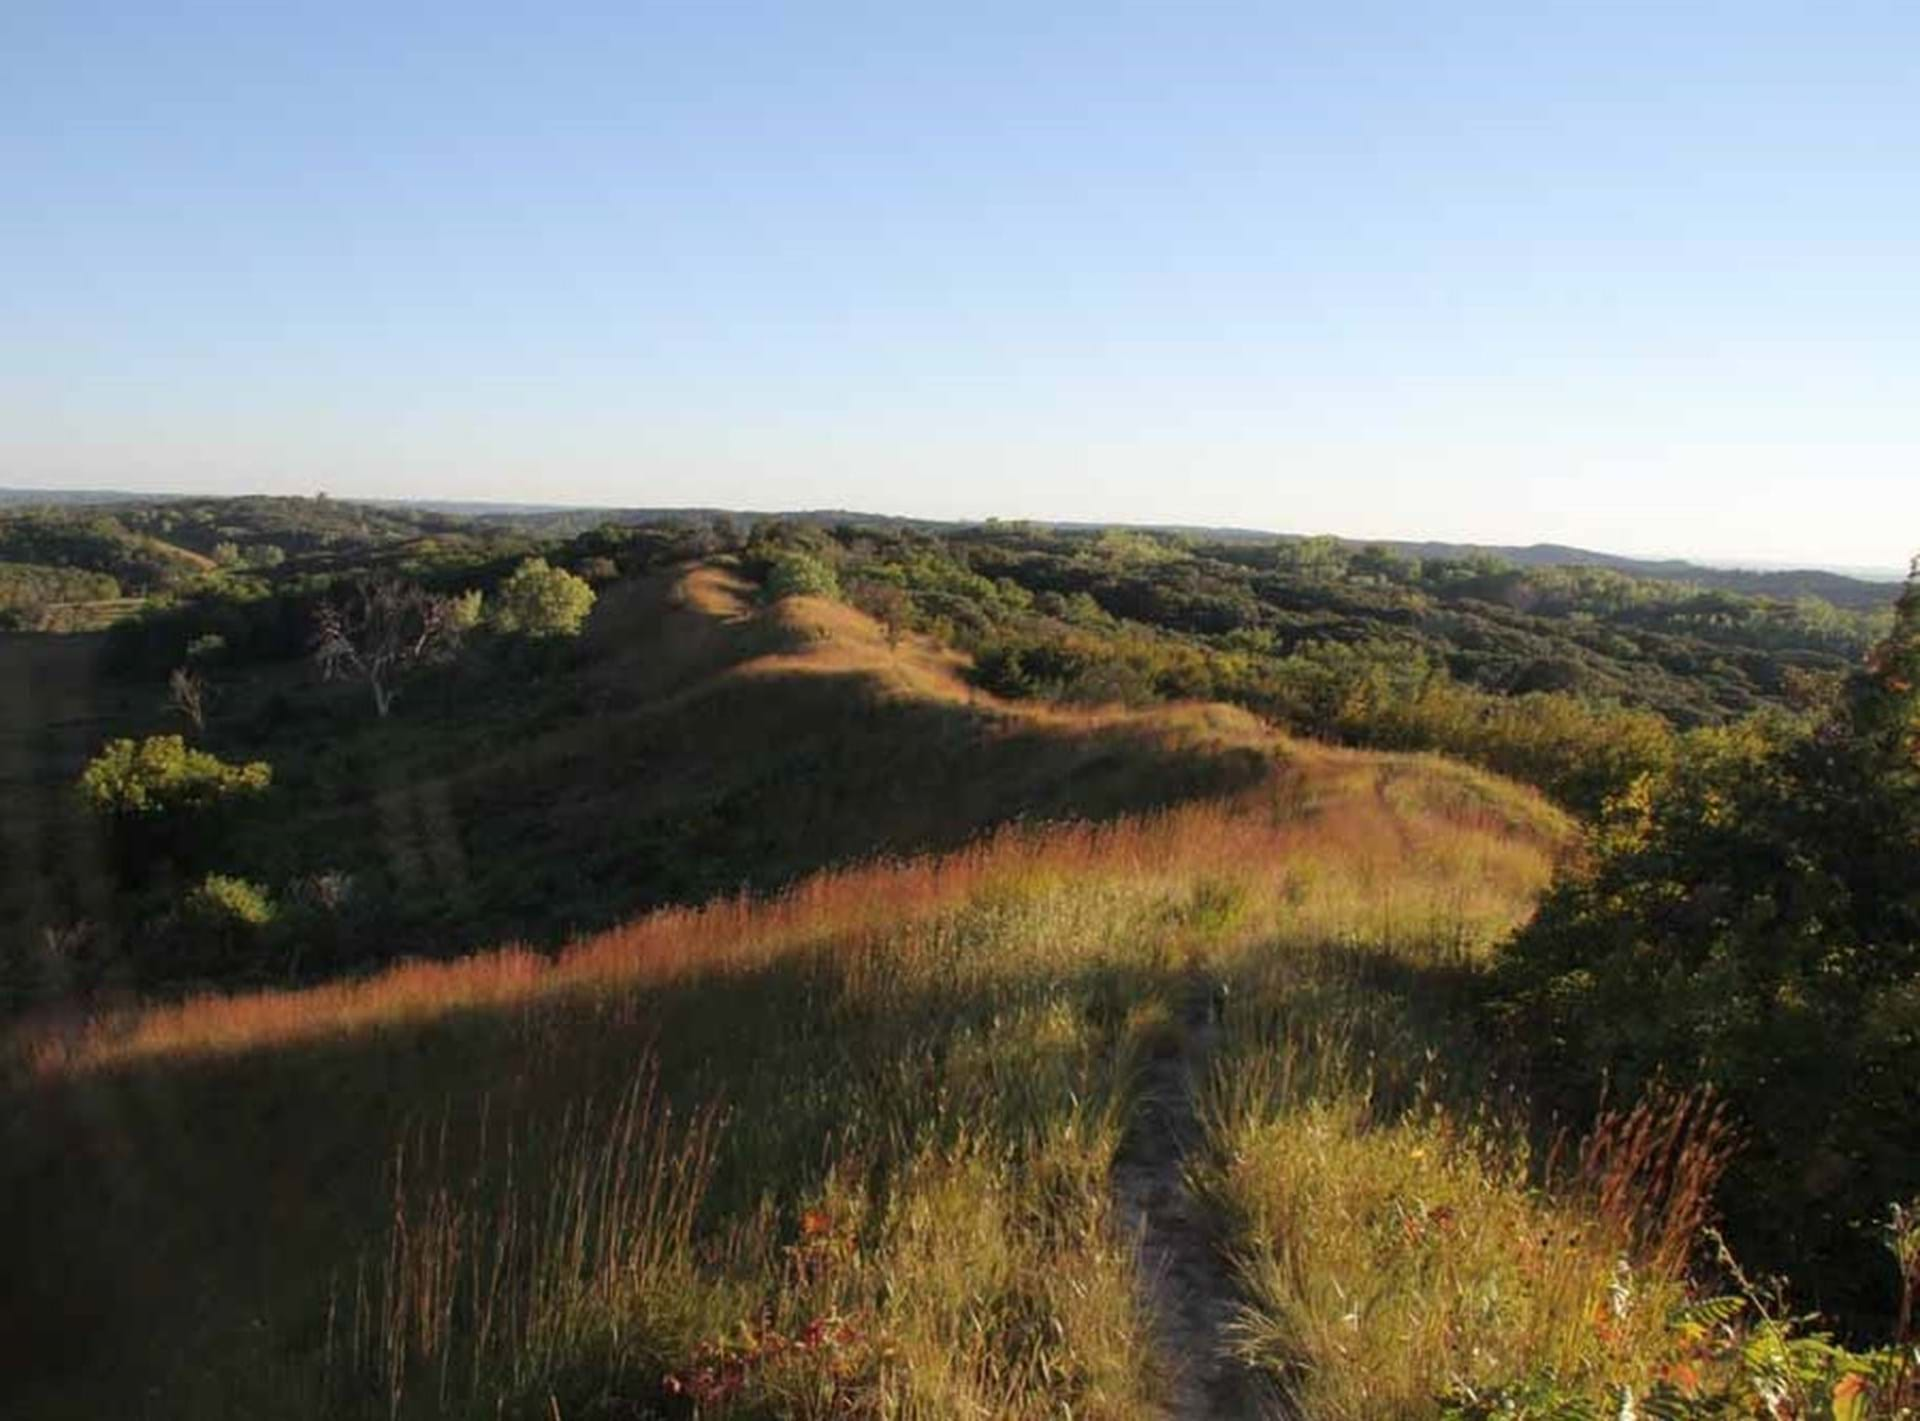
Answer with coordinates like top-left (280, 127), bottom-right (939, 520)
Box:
top-left (1562, 1085), bottom-right (1739, 1277)
top-left (16, 743), bottom-right (1568, 1078)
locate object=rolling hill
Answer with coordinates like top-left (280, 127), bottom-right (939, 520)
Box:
top-left (3, 571), bottom-right (1575, 1416)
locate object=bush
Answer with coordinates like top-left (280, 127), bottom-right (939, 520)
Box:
top-left (79, 736), bottom-right (271, 817)
top-left (183, 873), bottom-right (276, 929)
top-left (447, 587), bottom-right (485, 633)
top-left (764, 551), bottom-right (840, 601)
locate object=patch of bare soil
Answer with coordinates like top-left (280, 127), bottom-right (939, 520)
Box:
top-left (1112, 976), bottom-right (1282, 1419)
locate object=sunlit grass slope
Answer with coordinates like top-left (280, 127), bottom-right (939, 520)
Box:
top-left (1194, 943), bottom-right (1741, 1417)
top-left (4, 735), bottom-right (1576, 1419)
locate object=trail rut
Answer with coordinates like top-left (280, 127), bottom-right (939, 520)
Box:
top-left (1112, 976), bottom-right (1279, 1419)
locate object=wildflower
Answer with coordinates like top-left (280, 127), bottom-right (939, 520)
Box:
top-left (1657, 1360), bottom-right (1701, 1396)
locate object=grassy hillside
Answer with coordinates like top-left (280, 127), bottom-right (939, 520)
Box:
top-left (5, 739), bottom-right (1579, 1418)
top-left (1, 559), bottom-right (1283, 1006)
top-left (18, 739), bottom-right (1905, 1417)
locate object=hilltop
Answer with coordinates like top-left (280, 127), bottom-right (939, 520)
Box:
top-left (6, 501), bottom-right (1906, 996)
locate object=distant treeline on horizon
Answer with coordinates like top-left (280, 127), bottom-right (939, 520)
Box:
top-left (0, 486), bottom-right (1904, 597)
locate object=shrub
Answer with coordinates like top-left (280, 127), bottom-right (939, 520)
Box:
top-left (764, 550), bottom-right (840, 601)
top-left (183, 874), bottom-right (276, 929)
top-left (78, 736), bottom-right (271, 817)
top-left (447, 587), bottom-right (485, 633)
top-left (848, 579), bottom-right (912, 645)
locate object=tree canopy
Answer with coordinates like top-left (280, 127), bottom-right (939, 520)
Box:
top-left (487, 557), bottom-right (595, 637)
top-left (763, 549), bottom-right (841, 601)
top-left (1494, 565), bottom-right (1920, 1318)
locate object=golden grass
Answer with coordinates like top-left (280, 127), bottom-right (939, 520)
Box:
top-left (311, 747), bottom-right (1565, 1419)
top-left (1192, 918), bottom-right (1744, 1418)
top-left (676, 562), bottom-right (755, 620)
top-left (745, 582), bottom-right (1290, 749)
top-left (20, 748), bottom-right (1567, 1079)
top-left (742, 590), bottom-right (995, 707)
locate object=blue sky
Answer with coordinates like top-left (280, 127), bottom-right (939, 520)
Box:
top-left (4, 2), bottom-right (1916, 569)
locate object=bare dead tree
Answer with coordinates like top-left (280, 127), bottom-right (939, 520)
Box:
top-left (850, 580), bottom-right (912, 649)
top-left (167, 665), bottom-right (208, 733)
top-left (312, 578), bottom-right (475, 717)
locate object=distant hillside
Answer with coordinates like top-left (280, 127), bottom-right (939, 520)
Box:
top-left (0, 487), bottom-right (194, 509)
top-left (4, 489), bottom-right (1904, 611)
top-left (465, 503), bottom-right (1906, 611)
top-left (1367, 538), bottom-right (1905, 611)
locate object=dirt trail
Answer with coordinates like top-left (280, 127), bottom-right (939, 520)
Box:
top-left (1113, 976), bottom-right (1280, 1419)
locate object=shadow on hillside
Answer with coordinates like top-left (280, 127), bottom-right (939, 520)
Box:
top-left (442, 671), bottom-right (1273, 934)
top-left (1, 568), bottom-right (1278, 1008)
top-left (2, 936), bottom-right (1181, 1415)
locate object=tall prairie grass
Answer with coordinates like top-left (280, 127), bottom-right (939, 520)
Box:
top-left (1187, 923), bottom-right (1833, 1419)
top-left (4, 747), bottom-right (1580, 1418)
top-left (17, 743), bottom-right (1562, 1079)
top-left (1190, 937), bottom-right (1735, 1413)
top-left (347, 1073), bottom-right (723, 1417)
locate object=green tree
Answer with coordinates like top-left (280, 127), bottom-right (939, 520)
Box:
top-left (1287, 534), bottom-right (1351, 581)
top-left (1494, 560), bottom-right (1920, 1320)
top-left (487, 557), bottom-right (595, 637)
top-left (79, 735), bottom-right (270, 816)
top-left (177, 873), bottom-right (278, 975)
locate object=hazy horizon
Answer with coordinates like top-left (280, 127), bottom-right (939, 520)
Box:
top-left (3, 479), bottom-right (1907, 582)
top-left (7, 4), bottom-right (1916, 570)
